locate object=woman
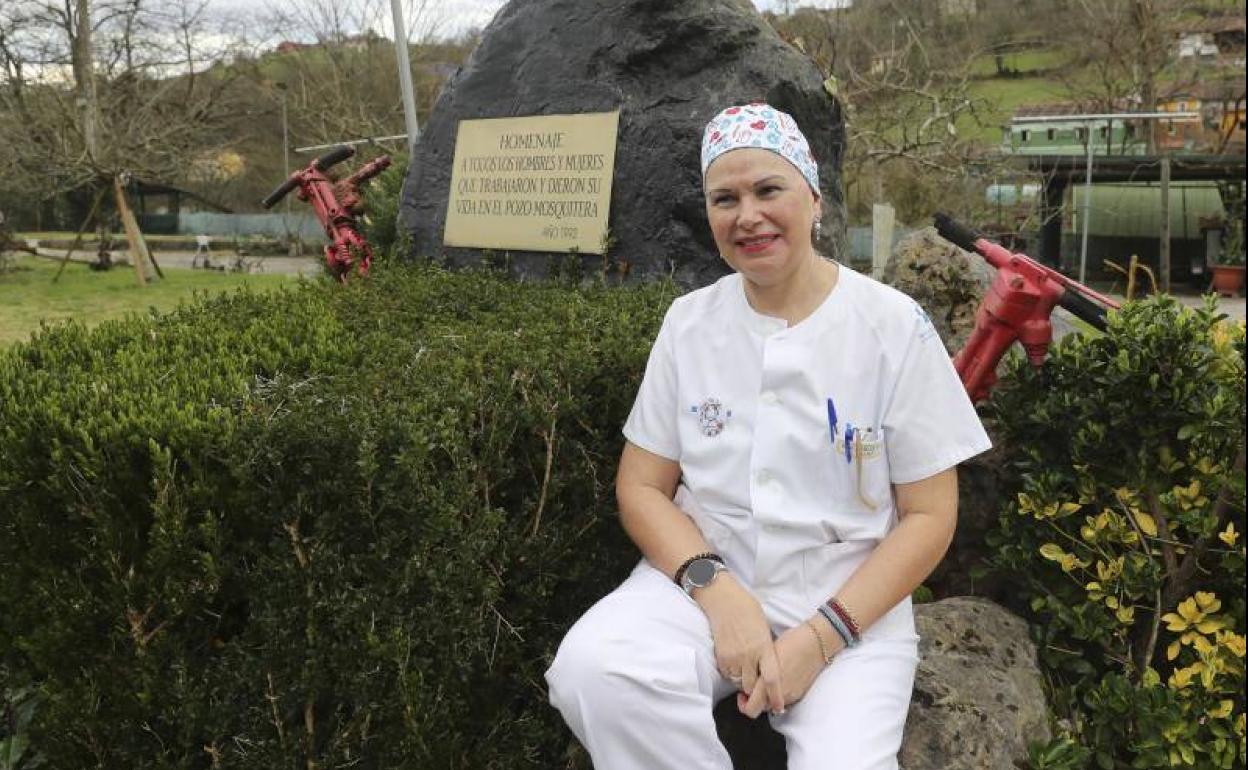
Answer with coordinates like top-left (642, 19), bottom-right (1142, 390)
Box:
top-left (545, 103), bottom-right (991, 769)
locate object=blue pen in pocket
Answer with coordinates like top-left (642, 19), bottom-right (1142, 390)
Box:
top-left (825, 397), bottom-right (838, 447)
top-left (844, 423), bottom-right (855, 464)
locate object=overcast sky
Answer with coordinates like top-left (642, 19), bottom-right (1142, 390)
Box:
top-left (427, 1), bottom-right (850, 36)
top-left (208, 1), bottom-right (850, 43)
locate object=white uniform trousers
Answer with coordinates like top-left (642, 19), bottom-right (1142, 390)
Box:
top-left (546, 562), bottom-right (919, 770)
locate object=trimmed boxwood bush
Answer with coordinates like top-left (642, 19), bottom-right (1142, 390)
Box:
top-left (0, 265), bottom-right (678, 768)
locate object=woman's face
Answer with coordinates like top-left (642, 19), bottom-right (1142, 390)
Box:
top-left (704, 148), bottom-right (820, 288)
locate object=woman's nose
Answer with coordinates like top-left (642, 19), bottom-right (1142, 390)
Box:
top-left (737, 196), bottom-right (762, 229)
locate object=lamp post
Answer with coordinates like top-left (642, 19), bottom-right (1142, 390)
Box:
top-left (274, 81), bottom-right (295, 253)
top-left (390, 0), bottom-right (420, 156)
top-left (275, 82), bottom-right (290, 212)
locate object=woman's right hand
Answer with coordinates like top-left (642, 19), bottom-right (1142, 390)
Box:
top-left (694, 575), bottom-right (785, 716)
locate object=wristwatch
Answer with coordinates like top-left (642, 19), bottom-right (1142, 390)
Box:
top-left (680, 557), bottom-right (728, 596)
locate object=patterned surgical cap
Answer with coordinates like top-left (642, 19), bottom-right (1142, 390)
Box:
top-left (701, 103), bottom-right (819, 194)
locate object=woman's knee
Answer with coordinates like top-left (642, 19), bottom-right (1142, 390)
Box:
top-left (545, 621), bottom-right (610, 714)
top-left (547, 616), bottom-right (704, 719)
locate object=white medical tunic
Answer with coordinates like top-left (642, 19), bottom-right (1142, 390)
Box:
top-left (621, 264), bottom-right (992, 633)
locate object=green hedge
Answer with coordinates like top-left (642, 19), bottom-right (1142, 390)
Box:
top-left (0, 265), bottom-right (677, 768)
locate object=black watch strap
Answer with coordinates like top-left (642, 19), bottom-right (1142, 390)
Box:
top-left (673, 552), bottom-right (723, 587)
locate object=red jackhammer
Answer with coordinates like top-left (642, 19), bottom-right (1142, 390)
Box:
top-left (261, 145), bottom-right (392, 282)
top-left (933, 213), bottom-right (1123, 403)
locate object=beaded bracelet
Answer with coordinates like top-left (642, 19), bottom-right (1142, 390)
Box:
top-left (805, 618), bottom-right (834, 665)
top-left (818, 604), bottom-right (859, 649)
top-left (828, 598), bottom-right (862, 641)
top-left (672, 552), bottom-right (723, 587)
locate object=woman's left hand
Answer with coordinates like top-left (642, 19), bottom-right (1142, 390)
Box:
top-left (737, 619), bottom-right (831, 717)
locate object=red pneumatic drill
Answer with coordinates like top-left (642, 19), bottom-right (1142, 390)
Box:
top-left (262, 145), bottom-right (392, 282)
top-left (933, 213), bottom-right (1122, 403)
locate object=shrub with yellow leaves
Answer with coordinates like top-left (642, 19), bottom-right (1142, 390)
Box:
top-left (986, 297), bottom-right (1245, 769)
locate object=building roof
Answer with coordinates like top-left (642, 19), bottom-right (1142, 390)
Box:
top-left (1012, 100), bottom-right (1135, 119)
top-left (1160, 79), bottom-right (1247, 102)
top-left (1176, 15), bottom-right (1246, 36)
top-left (129, 179), bottom-right (233, 213)
top-left (1011, 86), bottom-right (1243, 123)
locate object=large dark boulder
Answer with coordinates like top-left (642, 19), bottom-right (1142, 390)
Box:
top-left (400, 0), bottom-right (847, 286)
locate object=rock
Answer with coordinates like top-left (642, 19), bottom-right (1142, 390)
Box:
top-left (714, 696), bottom-right (786, 768)
top-left (711, 597), bottom-right (1048, 769)
top-left (882, 226), bottom-right (1079, 350)
top-left (400, 0), bottom-right (847, 286)
top-left (900, 597), bottom-right (1050, 770)
top-left (882, 226), bottom-right (994, 353)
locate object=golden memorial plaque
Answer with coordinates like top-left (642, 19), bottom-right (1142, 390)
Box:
top-left (443, 110), bottom-right (620, 254)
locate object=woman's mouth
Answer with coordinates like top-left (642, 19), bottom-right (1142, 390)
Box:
top-left (737, 234), bottom-right (779, 254)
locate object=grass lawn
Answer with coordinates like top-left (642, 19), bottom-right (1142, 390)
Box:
top-left (958, 75), bottom-right (1074, 144)
top-left (861, 72), bottom-right (1073, 153)
top-left (0, 254), bottom-right (300, 347)
top-left (968, 48), bottom-right (1071, 78)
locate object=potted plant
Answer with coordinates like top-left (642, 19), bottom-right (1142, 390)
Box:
top-left (1211, 218), bottom-right (1245, 297)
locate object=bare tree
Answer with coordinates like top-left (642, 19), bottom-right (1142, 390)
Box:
top-left (771, 0), bottom-right (1024, 226)
top-left (0, 0), bottom-right (262, 224)
top-left (1056, 0), bottom-right (1192, 135)
top-left (255, 0), bottom-right (446, 147)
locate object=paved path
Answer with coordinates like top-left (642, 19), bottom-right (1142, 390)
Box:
top-left (17, 247), bottom-right (326, 279)
top-left (150, 250), bottom-right (325, 278)
top-left (1170, 293), bottom-right (1246, 322)
top-left (1043, 289), bottom-right (1245, 343)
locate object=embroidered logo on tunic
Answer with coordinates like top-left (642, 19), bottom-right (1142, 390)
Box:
top-left (690, 398), bottom-right (732, 437)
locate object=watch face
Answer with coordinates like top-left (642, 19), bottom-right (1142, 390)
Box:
top-left (686, 558), bottom-right (718, 587)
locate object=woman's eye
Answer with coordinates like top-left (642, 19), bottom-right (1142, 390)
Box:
top-left (758, 185), bottom-right (780, 196)
top-left (711, 195), bottom-right (735, 206)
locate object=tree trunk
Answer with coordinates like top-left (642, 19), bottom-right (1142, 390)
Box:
top-left (1131, 0), bottom-right (1161, 153)
top-left (74, 0), bottom-right (98, 161)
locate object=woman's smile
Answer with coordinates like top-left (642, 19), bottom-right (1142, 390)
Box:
top-left (736, 234), bottom-right (781, 254)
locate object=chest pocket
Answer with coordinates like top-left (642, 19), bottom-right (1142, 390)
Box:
top-left (825, 425), bottom-right (890, 516)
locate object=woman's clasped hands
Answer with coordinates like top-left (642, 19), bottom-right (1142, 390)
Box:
top-left (694, 575), bottom-right (832, 719)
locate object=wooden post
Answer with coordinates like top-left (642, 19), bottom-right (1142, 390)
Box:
top-left (53, 185), bottom-right (107, 283)
top-left (1159, 155), bottom-right (1171, 294)
top-left (1038, 179), bottom-right (1066, 269)
top-left (871, 203), bottom-right (895, 279)
top-left (114, 174), bottom-right (147, 286)
top-left (145, 244), bottom-right (165, 279)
